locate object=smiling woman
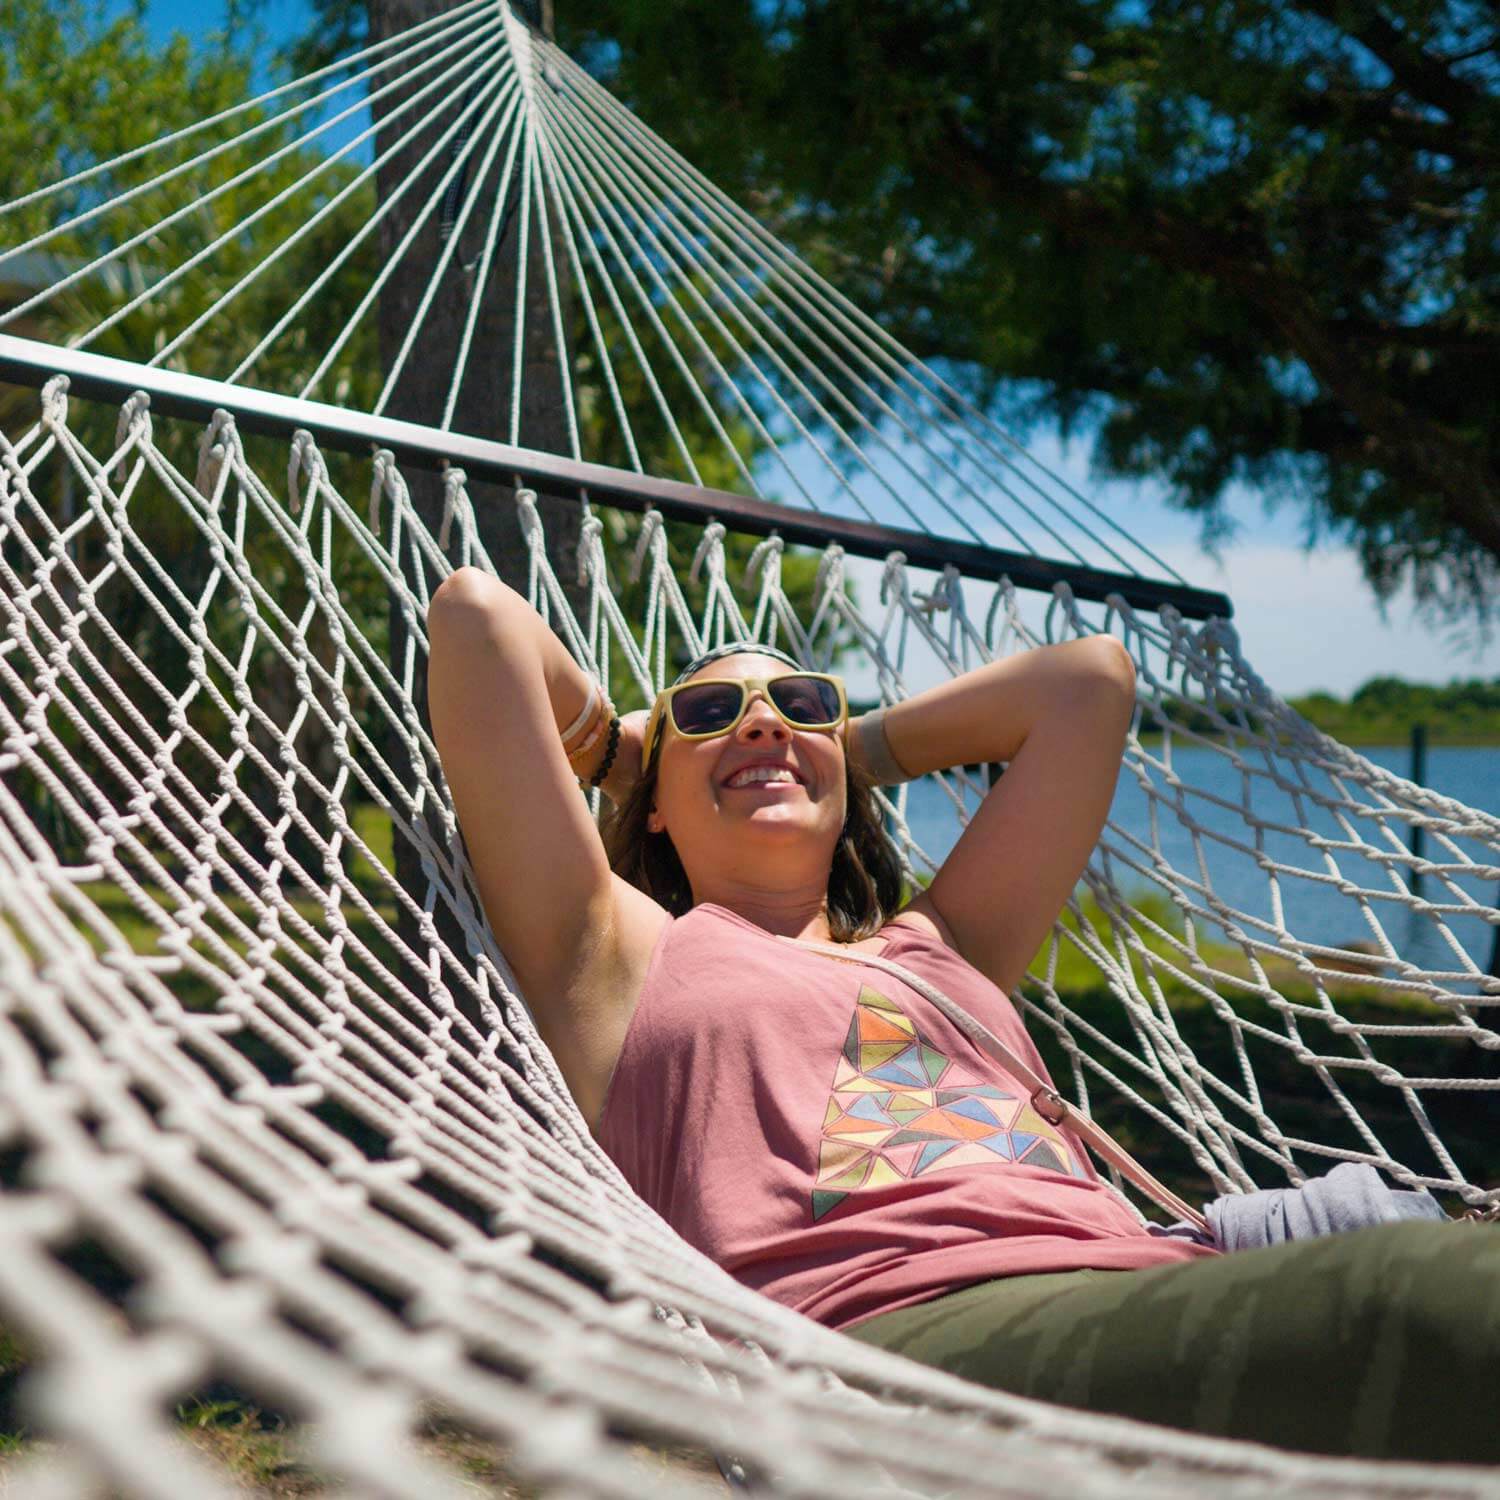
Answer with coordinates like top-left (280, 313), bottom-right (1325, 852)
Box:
top-left (603, 649), bottom-right (902, 943)
top-left (424, 566), bottom-right (1499, 1464)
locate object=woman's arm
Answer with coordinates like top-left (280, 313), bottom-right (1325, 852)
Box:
top-left (854, 635), bottom-right (1136, 996)
top-left (426, 568), bottom-right (665, 1127)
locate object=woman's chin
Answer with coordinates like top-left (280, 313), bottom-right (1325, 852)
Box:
top-left (725, 801), bottom-right (836, 842)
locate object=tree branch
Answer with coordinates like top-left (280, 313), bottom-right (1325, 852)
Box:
top-left (1284, 85), bottom-right (1497, 169)
top-left (928, 123), bottom-right (1500, 557)
top-left (1293, 1), bottom-right (1497, 126)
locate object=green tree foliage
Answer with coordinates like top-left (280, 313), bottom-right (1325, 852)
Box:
top-left (553, 0), bottom-right (1499, 640)
top-left (0, 0), bottom-right (380, 400)
top-left (1, 0), bottom-right (396, 873)
top-left (1330, 673), bottom-right (1500, 741)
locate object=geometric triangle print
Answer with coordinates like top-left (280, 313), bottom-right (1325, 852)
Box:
top-left (838, 1074), bottom-right (894, 1095)
top-left (817, 1138), bottom-right (868, 1183)
top-left (823, 1155), bottom-right (874, 1191)
top-left (858, 1009), bottom-right (912, 1045)
top-left (859, 1041), bottom-right (911, 1073)
top-left (827, 1112), bottom-right (892, 1139)
top-left (856, 984), bottom-right (903, 1016)
top-left (811, 979), bottom-right (1080, 1223)
top-left (868, 1048), bottom-right (929, 1087)
top-left (812, 1189), bottom-right (848, 1221)
top-left (919, 1044), bottom-right (950, 1085)
top-left (945, 1096), bottom-right (1002, 1127)
top-left (1025, 1140), bottom-right (1067, 1174)
top-left (833, 1057), bottom-right (862, 1089)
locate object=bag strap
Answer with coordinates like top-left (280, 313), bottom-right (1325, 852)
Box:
top-left (782, 935), bottom-right (1210, 1235)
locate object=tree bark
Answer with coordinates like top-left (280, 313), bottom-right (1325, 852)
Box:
top-left (366, 0), bottom-right (583, 1016)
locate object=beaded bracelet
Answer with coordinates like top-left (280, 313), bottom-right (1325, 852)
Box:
top-left (587, 715), bottom-right (622, 789)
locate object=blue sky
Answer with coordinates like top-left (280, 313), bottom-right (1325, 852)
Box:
top-left (108, 0), bottom-right (1500, 700)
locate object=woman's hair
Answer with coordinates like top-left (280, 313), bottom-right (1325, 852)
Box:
top-left (601, 710), bottom-right (907, 942)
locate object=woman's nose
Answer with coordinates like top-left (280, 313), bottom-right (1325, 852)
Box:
top-left (736, 692), bottom-right (788, 741)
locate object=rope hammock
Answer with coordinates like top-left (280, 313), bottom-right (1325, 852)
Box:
top-left (0, 5), bottom-right (1496, 1496)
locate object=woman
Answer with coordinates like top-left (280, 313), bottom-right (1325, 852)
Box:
top-left (427, 567), bottom-right (1496, 1465)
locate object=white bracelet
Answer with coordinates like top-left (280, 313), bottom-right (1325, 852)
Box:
top-left (559, 680), bottom-right (599, 749)
top-left (566, 704), bottom-right (611, 764)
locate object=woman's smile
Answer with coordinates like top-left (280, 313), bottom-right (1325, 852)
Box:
top-left (722, 759), bottom-right (806, 790)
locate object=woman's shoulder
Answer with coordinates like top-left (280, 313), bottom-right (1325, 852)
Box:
top-left (878, 893), bottom-right (958, 952)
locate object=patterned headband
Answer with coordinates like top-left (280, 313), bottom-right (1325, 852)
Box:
top-left (669, 641), bottom-right (805, 688)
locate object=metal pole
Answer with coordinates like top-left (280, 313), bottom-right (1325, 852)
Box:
top-left (0, 335), bottom-right (1237, 623)
top-left (1409, 721), bottom-right (1427, 896)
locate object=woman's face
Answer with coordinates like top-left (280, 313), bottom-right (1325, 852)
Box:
top-left (647, 653), bottom-right (848, 886)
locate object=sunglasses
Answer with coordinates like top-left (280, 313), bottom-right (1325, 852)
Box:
top-left (642, 672), bottom-right (847, 771)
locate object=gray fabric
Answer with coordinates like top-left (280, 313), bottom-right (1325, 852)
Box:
top-left (849, 706), bottom-right (914, 786)
top-left (670, 641), bottom-right (804, 686)
top-left (1148, 1162), bottom-right (1449, 1251)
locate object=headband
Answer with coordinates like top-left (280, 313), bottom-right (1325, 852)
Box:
top-left (669, 641), bottom-right (804, 688)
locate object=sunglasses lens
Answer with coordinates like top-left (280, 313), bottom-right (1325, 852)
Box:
top-left (769, 675), bottom-right (842, 725)
top-left (670, 682), bottom-right (745, 736)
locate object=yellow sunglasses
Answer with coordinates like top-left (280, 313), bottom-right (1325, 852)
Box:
top-left (641, 672), bottom-right (848, 772)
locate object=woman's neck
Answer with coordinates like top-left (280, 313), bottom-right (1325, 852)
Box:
top-left (691, 878), bottom-right (834, 942)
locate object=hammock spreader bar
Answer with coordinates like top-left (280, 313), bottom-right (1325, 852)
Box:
top-left (0, 332), bottom-right (1233, 621)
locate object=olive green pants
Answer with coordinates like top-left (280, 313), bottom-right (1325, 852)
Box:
top-left (844, 1222), bottom-right (1498, 1464)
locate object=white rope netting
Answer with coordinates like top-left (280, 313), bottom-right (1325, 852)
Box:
top-left (2, 2), bottom-right (1497, 1490)
top-left (0, 382), bottom-right (1494, 1497)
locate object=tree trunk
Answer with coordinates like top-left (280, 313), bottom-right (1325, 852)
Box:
top-left (366, 0), bottom-right (582, 1016)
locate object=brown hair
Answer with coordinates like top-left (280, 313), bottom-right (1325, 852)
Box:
top-left (601, 723), bottom-right (906, 941)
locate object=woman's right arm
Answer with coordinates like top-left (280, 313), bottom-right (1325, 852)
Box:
top-left (426, 567), bottom-right (667, 1129)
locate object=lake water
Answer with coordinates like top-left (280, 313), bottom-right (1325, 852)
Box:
top-left (896, 743), bottom-right (1500, 983)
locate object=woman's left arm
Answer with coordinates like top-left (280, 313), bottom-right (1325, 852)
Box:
top-left (855, 635), bottom-right (1136, 996)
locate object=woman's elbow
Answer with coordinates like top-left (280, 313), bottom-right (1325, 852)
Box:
top-left (1090, 634), bottom-right (1137, 695)
top-left (429, 565), bottom-right (512, 626)
top-left (428, 569), bottom-right (541, 658)
top-left (1061, 635), bottom-right (1136, 728)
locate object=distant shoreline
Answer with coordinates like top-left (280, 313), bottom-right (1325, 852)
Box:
top-left (1134, 727), bottom-right (1500, 748)
top-left (1332, 735), bottom-right (1500, 748)
top-left (1125, 674), bottom-right (1500, 751)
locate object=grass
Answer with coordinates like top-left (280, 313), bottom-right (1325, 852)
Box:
top-left (0, 1398), bottom-right (726, 1496)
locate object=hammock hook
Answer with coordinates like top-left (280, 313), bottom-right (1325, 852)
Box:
top-left (744, 532), bottom-right (783, 589)
top-left (196, 409), bottom-right (239, 506)
top-left (369, 449), bottom-right (400, 534)
top-left (577, 512), bottom-right (606, 588)
top-left (438, 467), bottom-right (471, 551)
top-left (812, 543), bottom-right (845, 607)
top-left (514, 487), bottom-right (544, 552)
top-left (114, 391), bottom-right (152, 450)
top-left (40, 376), bottom-right (69, 431)
top-left (985, 574), bottom-right (1018, 651)
top-left (689, 521), bottom-right (727, 586)
top-left (878, 550), bottom-right (907, 607)
top-left (629, 509), bottom-right (665, 583)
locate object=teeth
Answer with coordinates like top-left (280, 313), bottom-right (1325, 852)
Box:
top-left (728, 766), bottom-right (798, 788)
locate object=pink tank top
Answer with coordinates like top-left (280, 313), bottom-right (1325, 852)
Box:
top-left (597, 904), bottom-right (1215, 1331)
